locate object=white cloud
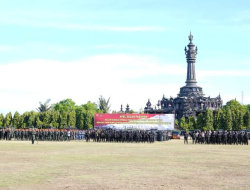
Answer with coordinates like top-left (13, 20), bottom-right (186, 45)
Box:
top-left (0, 54), bottom-right (249, 115)
top-left (0, 54), bottom-right (181, 114)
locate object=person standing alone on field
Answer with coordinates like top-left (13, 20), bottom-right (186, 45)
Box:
top-left (31, 127), bottom-right (36, 144)
top-left (67, 130), bottom-right (71, 141)
top-left (184, 132), bottom-right (189, 144)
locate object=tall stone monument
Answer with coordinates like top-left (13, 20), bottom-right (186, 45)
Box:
top-left (144, 33), bottom-right (223, 120)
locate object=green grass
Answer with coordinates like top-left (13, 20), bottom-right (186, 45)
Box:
top-left (0, 140), bottom-right (249, 190)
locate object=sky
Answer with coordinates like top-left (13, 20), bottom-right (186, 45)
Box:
top-left (0, 0), bottom-right (250, 115)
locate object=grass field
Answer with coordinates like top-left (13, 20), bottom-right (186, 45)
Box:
top-left (0, 139), bottom-right (249, 190)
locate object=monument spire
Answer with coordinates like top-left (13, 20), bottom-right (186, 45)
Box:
top-left (184, 32), bottom-right (198, 87)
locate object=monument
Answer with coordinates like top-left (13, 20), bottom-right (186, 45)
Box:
top-left (144, 33), bottom-right (223, 120)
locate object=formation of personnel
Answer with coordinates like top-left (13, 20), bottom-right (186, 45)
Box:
top-left (0, 128), bottom-right (85, 141)
top-left (85, 129), bottom-right (156, 143)
top-left (184, 130), bottom-right (249, 145)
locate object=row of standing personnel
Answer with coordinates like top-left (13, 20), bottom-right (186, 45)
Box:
top-left (184, 130), bottom-right (249, 145)
top-left (0, 128), bottom-right (156, 143)
top-left (0, 128), bottom-right (85, 141)
top-left (85, 129), bottom-right (156, 143)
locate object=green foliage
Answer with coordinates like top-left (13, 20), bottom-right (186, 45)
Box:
top-left (12, 111), bottom-right (22, 128)
top-left (204, 109), bottom-right (214, 131)
top-left (50, 111), bottom-right (60, 128)
top-left (42, 111), bottom-right (51, 127)
top-left (224, 100), bottom-right (245, 130)
top-left (214, 108), bottom-right (224, 130)
top-left (82, 101), bottom-right (99, 129)
top-left (75, 107), bottom-right (85, 129)
top-left (35, 114), bottom-right (42, 128)
top-left (174, 119), bottom-right (179, 126)
top-left (0, 113), bottom-right (4, 127)
top-left (53, 99), bottom-right (76, 113)
top-left (224, 108), bottom-right (232, 131)
top-left (245, 104), bottom-right (250, 112)
top-left (4, 112), bottom-right (12, 127)
top-left (179, 117), bottom-right (188, 130)
top-left (1, 98), bottom-right (248, 131)
top-left (37, 99), bottom-right (51, 112)
top-left (236, 109), bottom-right (244, 130)
top-left (83, 111), bottom-right (94, 129)
top-left (67, 111), bottom-right (76, 127)
top-left (59, 111), bottom-right (68, 129)
top-left (27, 111), bottom-right (36, 127)
top-left (98, 96), bottom-right (110, 113)
top-left (224, 100), bottom-right (246, 113)
top-left (243, 111), bottom-right (250, 128)
top-left (22, 112), bottom-right (29, 127)
top-left (12, 111), bottom-right (19, 128)
top-left (187, 116), bottom-right (196, 130)
top-left (196, 113), bottom-right (204, 130)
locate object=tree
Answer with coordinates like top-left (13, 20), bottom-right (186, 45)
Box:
top-left (75, 107), bottom-right (85, 129)
top-left (12, 111), bottom-right (20, 128)
top-left (12, 111), bottom-right (21, 128)
top-left (83, 111), bottom-right (94, 129)
top-left (214, 108), bottom-right (224, 130)
top-left (22, 112), bottom-right (29, 128)
top-left (223, 100), bottom-right (245, 130)
top-left (204, 109), bottom-right (214, 131)
top-left (235, 109), bottom-right (244, 130)
top-left (67, 111), bottom-right (76, 127)
top-left (224, 100), bottom-right (246, 112)
top-left (37, 99), bottom-right (51, 112)
top-left (35, 114), bottom-right (42, 128)
top-left (53, 99), bottom-right (76, 113)
top-left (27, 111), bottom-right (36, 127)
top-left (243, 111), bottom-right (250, 128)
top-left (82, 102), bottom-right (99, 129)
top-left (0, 113), bottom-right (4, 127)
top-left (175, 119), bottom-right (179, 127)
top-left (244, 104), bottom-right (250, 112)
top-left (42, 111), bottom-right (51, 128)
top-left (50, 111), bottom-right (60, 128)
top-left (187, 116), bottom-right (196, 130)
top-left (179, 117), bottom-right (188, 130)
top-left (224, 108), bottom-right (232, 131)
top-left (4, 112), bottom-right (12, 127)
top-left (59, 111), bottom-right (68, 129)
top-left (98, 96), bottom-right (110, 113)
top-left (196, 113), bottom-right (204, 130)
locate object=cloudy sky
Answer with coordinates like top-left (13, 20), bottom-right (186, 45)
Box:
top-left (0, 0), bottom-right (250, 114)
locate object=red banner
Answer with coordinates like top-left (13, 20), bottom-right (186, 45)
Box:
top-left (94, 113), bottom-right (174, 130)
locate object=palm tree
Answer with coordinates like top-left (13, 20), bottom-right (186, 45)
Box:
top-left (98, 96), bottom-right (111, 113)
top-left (37, 99), bottom-right (51, 112)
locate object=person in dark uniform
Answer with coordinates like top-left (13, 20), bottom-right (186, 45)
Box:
top-left (243, 132), bottom-right (248, 145)
top-left (184, 132), bottom-right (188, 144)
top-left (31, 127), bottom-right (36, 144)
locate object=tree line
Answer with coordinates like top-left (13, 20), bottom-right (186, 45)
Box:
top-left (0, 96), bottom-right (110, 129)
top-left (179, 100), bottom-right (250, 131)
top-left (1, 98), bottom-right (249, 130)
